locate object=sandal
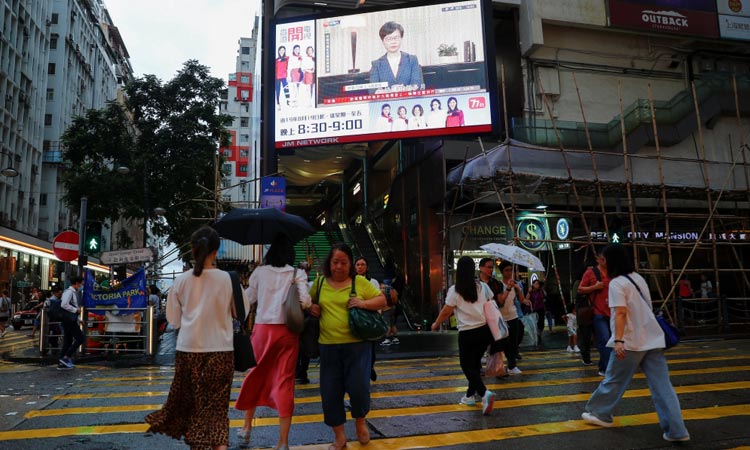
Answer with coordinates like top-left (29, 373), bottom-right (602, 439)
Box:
top-left (237, 428), bottom-right (251, 446)
top-left (327, 441), bottom-right (347, 450)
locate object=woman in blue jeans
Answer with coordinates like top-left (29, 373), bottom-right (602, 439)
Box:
top-left (582, 244), bottom-right (689, 442)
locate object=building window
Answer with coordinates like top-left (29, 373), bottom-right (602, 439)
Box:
top-left (220, 101), bottom-right (227, 111)
top-left (46, 89), bottom-right (54, 101)
top-left (240, 75), bottom-right (250, 84)
top-left (40, 194), bottom-right (47, 206)
top-left (51, 13), bottom-right (59, 24)
top-left (222, 163), bottom-right (232, 175)
top-left (43, 140), bottom-right (51, 151)
top-left (240, 90), bottom-right (250, 100)
top-left (240, 117), bottom-right (249, 127)
top-left (241, 61), bottom-right (249, 70)
top-left (241, 46), bottom-right (250, 55)
top-left (44, 114), bottom-right (52, 126)
top-left (240, 165), bottom-right (248, 173)
top-left (50, 35), bottom-right (58, 49)
top-left (240, 150), bottom-right (249, 158)
top-left (223, 149), bottom-right (232, 157)
top-left (221, 179), bottom-right (231, 188)
top-left (222, 194), bottom-right (232, 204)
top-left (240, 134), bottom-right (249, 143)
top-left (48, 63), bottom-right (56, 74)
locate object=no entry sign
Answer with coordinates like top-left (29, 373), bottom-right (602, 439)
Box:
top-left (53, 231), bottom-right (80, 262)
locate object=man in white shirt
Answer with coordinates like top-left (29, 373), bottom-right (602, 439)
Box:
top-left (58, 276), bottom-right (84, 370)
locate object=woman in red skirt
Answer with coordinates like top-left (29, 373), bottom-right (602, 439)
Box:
top-left (235, 235), bottom-right (312, 450)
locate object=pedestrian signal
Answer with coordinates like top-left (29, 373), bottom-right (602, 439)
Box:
top-left (85, 221), bottom-right (102, 256)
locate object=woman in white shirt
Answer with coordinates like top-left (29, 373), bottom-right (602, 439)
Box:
top-left (235, 235), bottom-right (312, 450)
top-left (431, 256), bottom-right (496, 415)
top-left (408, 104), bottom-right (426, 130)
top-left (146, 226), bottom-right (248, 450)
top-left (582, 244), bottom-right (690, 442)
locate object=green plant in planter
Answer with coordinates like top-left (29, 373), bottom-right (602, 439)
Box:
top-left (438, 44), bottom-right (458, 57)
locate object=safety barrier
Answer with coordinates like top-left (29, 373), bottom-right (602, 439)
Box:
top-left (38, 306), bottom-right (157, 357)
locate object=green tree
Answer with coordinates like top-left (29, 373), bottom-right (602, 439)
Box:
top-left (61, 60), bottom-right (231, 253)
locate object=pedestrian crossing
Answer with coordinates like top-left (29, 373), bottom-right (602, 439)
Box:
top-left (0, 329), bottom-right (37, 356)
top-left (0, 341), bottom-right (748, 449)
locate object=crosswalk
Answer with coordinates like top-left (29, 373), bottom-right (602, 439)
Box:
top-left (0, 340), bottom-right (748, 449)
top-left (0, 329), bottom-right (37, 359)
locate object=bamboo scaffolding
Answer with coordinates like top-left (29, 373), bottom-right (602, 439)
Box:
top-left (501, 64), bottom-right (518, 245)
top-left (618, 81), bottom-right (639, 265)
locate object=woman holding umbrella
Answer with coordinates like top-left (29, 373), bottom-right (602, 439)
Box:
top-left (309, 243), bottom-right (385, 450)
top-left (235, 235), bottom-right (312, 450)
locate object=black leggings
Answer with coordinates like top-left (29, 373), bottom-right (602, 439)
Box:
top-left (458, 324), bottom-right (493, 397)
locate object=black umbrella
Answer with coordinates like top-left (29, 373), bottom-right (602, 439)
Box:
top-left (211, 208), bottom-right (315, 245)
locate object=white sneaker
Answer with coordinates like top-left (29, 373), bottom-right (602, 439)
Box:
top-left (566, 346), bottom-right (573, 352)
top-left (598, 371), bottom-right (606, 377)
top-left (459, 395), bottom-right (476, 406)
top-left (390, 337), bottom-right (399, 344)
top-left (380, 338), bottom-right (391, 346)
top-left (481, 390), bottom-right (495, 415)
top-left (573, 345), bottom-right (581, 353)
top-left (663, 433), bottom-right (690, 442)
top-left (508, 367), bottom-right (522, 375)
top-left (582, 412), bottom-right (613, 428)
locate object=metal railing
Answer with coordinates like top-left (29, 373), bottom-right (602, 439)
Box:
top-left (38, 306), bottom-right (156, 357)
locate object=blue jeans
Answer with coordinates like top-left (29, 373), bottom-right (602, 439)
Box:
top-left (585, 348), bottom-right (689, 440)
top-left (319, 341), bottom-right (372, 427)
top-left (593, 314), bottom-right (612, 372)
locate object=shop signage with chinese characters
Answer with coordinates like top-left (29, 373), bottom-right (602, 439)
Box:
top-left (608, 0), bottom-right (720, 38)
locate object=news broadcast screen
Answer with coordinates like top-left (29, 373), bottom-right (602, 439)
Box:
top-left (272, 0), bottom-right (496, 149)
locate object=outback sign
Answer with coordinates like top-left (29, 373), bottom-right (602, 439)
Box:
top-left (609, 0), bottom-right (720, 38)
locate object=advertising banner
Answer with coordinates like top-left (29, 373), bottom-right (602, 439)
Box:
top-left (272, 0), bottom-right (495, 148)
top-left (716, 0), bottom-right (750, 15)
top-left (82, 268), bottom-right (147, 315)
top-left (608, 0), bottom-right (720, 37)
top-left (260, 177), bottom-right (287, 210)
top-left (719, 13), bottom-right (750, 39)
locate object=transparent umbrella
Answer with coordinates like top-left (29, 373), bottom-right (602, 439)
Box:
top-left (480, 243), bottom-right (545, 271)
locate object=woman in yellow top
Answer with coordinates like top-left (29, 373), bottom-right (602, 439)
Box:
top-left (308, 243), bottom-right (386, 450)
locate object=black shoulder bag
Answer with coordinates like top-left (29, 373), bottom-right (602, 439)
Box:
top-left (348, 277), bottom-right (389, 341)
top-left (300, 277), bottom-right (323, 358)
top-left (230, 271), bottom-right (256, 371)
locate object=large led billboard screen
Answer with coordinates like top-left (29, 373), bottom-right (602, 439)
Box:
top-left (272, 0), bottom-right (496, 149)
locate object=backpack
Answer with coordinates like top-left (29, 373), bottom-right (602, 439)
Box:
top-left (0, 296), bottom-right (9, 312)
top-left (48, 297), bottom-right (63, 321)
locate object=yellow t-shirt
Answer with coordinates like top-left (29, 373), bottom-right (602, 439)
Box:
top-left (312, 275), bottom-right (382, 345)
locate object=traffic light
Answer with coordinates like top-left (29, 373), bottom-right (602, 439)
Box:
top-left (85, 221), bottom-right (102, 256)
top-left (608, 216), bottom-right (624, 244)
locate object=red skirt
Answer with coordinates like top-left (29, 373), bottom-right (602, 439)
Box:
top-left (235, 324), bottom-right (299, 417)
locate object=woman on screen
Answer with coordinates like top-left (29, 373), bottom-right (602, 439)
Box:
top-left (446, 97), bottom-right (465, 127)
top-left (369, 21), bottom-right (424, 93)
top-left (287, 45), bottom-right (303, 107)
top-left (275, 46), bottom-right (289, 110)
top-left (409, 104), bottom-right (426, 130)
top-left (375, 103), bottom-right (393, 132)
top-left (300, 46), bottom-right (316, 107)
top-left (427, 98), bottom-right (446, 129)
top-left (393, 106), bottom-right (409, 131)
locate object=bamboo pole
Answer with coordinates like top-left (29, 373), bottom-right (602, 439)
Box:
top-left (501, 64), bottom-right (518, 244)
top-left (572, 72), bottom-right (608, 248)
top-left (732, 75), bottom-right (750, 209)
top-left (617, 81), bottom-right (639, 265)
top-left (691, 82), bottom-right (722, 309)
top-left (647, 84), bottom-right (677, 320)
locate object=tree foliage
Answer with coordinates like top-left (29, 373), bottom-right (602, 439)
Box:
top-left (61, 60), bottom-right (232, 253)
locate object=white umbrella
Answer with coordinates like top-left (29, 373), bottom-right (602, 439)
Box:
top-left (480, 243), bottom-right (545, 272)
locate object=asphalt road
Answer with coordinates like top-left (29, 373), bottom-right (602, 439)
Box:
top-left (0, 328), bottom-right (748, 449)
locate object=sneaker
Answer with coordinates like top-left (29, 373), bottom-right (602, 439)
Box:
top-left (0, 329), bottom-right (6, 338)
top-left (582, 412), bottom-right (613, 427)
top-left (516, 354), bottom-right (523, 361)
top-left (598, 371), bottom-right (606, 377)
top-left (380, 338), bottom-right (391, 346)
top-left (481, 390), bottom-right (495, 415)
top-left (508, 367), bottom-right (522, 375)
top-left (459, 395), bottom-right (476, 406)
top-left (58, 358), bottom-right (74, 369)
top-left (663, 433), bottom-right (690, 442)
top-left (390, 337), bottom-right (400, 344)
top-left (474, 394), bottom-right (483, 403)
top-left (295, 377), bottom-right (310, 385)
top-left (566, 346), bottom-right (574, 352)
top-left (574, 346), bottom-right (581, 353)
top-left (56, 362), bottom-right (73, 370)
top-left (582, 360), bottom-right (594, 366)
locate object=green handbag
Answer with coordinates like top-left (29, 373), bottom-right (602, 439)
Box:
top-left (348, 277), bottom-right (388, 341)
